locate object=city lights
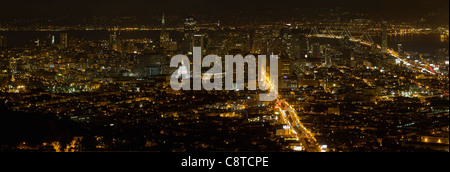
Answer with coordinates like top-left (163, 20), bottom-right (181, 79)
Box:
top-left (0, 0), bottom-right (448, 156)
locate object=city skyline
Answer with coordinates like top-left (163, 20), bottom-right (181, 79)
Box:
top-left (0, 0), bottom-right (448, 155)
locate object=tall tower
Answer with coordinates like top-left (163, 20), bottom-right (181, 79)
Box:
top-left (280, 27), bottom-right (293, 58)
top-left (60, 33), bottom-right (68, 48)
top-left (160, 13), bottom-right (170, 48)
top-left (182, 15), bottom-right (197, 54)
top-left (193, 34), bottom-right (205, 50)
top-left (9, 57), bottom-right (16, 82)
top-left (324, 45), bottom-right (332, 67)
top-left (110, 34), bottom-right (118, 51)
top-left (184, 16), bottom-right (197, 36)
top-left (0, 35), bottom-right (7, 49)
top-left (162, 13), bottom-right (165, 28)
top-left (306, 37), bottom-right (311, 57)
top-left (381, 21), bottom-right (388, 53)
top-left (313, 43), bottom-right (320, 58)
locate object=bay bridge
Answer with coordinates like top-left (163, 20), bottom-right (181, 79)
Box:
top-left (306, 27), bottom-right (437, 74)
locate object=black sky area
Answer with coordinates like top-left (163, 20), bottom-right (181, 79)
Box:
top-left (1, 0), bottom-right (449, 20)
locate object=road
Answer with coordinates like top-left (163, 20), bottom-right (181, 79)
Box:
top-left (262, 73), bottom-right (323, 152)
top-left (275, 101), bottom-right (322, 152)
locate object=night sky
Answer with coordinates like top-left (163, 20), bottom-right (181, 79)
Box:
top-left (1, 0), bottom-right (449, 19)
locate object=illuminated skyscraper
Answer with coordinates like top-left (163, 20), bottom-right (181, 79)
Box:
top-left (381, 21), bottom-right (388, 53)
top-left (193, 34), bottom-right (206, 49)
top-left (110, 34), bottom-right (118, 51)
top-left (279, 56), bottom-right (292, 77)
top-left (60, 33), bottom-right (68, 48)
top-left (313, 43), bottom-right (320, 58)
top-left (280, 27), bottom-right (293, 58)
top-left (45, 34), bottom-right (55, 46)
top-left (306, 37), bottom-right (311, 57)
top-left (162, 13), bottom-right (165, 28)
top-left (182, 16), bottom-right (197, 54)
top-left (295, 36), bottom-right (309, 59)
top-left (324, 45), bottom-right (332, 67)
top-left (184, 16), bottom-right (197, 36)
top-left (160, 13), bottom-right (171, 48)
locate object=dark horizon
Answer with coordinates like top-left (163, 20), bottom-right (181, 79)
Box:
top-left (1, 0), bottom-right (449, 20)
